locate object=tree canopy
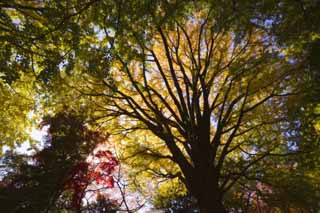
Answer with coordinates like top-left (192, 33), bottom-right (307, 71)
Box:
top-left (0, 1), bottom-right (319, 212)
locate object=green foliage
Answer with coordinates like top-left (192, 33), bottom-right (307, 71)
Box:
top-left (0, 73), bottom-right (36, 150)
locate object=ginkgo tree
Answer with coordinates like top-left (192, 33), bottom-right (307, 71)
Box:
top-left (76, 8), bottom-right (303, 212)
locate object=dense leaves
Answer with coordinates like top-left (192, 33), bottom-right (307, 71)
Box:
top-left (0, 1), bottom-right (319, 212)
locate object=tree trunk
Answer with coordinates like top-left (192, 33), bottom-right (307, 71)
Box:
top-left (198, 195), bottom-right (225, 213)
top-left (188, 169), bottom-right (225, 213)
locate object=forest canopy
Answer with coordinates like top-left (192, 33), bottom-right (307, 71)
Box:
top-left (0, 0), bottom-right (319, 212)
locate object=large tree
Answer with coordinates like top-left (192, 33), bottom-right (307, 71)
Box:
top-left (82, 8), bottom-right (303, 212)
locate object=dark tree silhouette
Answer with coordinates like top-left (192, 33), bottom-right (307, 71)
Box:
top-left (0, 112), bottom-right (117, 212)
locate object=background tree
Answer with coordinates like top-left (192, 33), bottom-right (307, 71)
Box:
top-left (0, 111), bottom-right (118, 212)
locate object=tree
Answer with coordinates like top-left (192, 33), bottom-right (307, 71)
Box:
top-left (0, 111), bottom-right (118, 212)
top-left (84, 7), bottom-right (303, 211)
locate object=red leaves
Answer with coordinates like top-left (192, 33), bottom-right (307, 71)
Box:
top-left (63, 162), bottom-right (89, 209)
top-left (95, 150), bottom-right (113, 158)
top-left (95, 175), bottom-right (105, 185)
top-left (98, 162), bottom-right (116, 173)
top-left (94, 151), bottom-right (118, 165)
top-left (103, 176), bottom-right (114, 188)
top-left (91, 150), bottom-right (118, 187)
top-left (94, 175), bottom-right (114, 187)
top-left (63, 149), bottom-right (118, 210)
